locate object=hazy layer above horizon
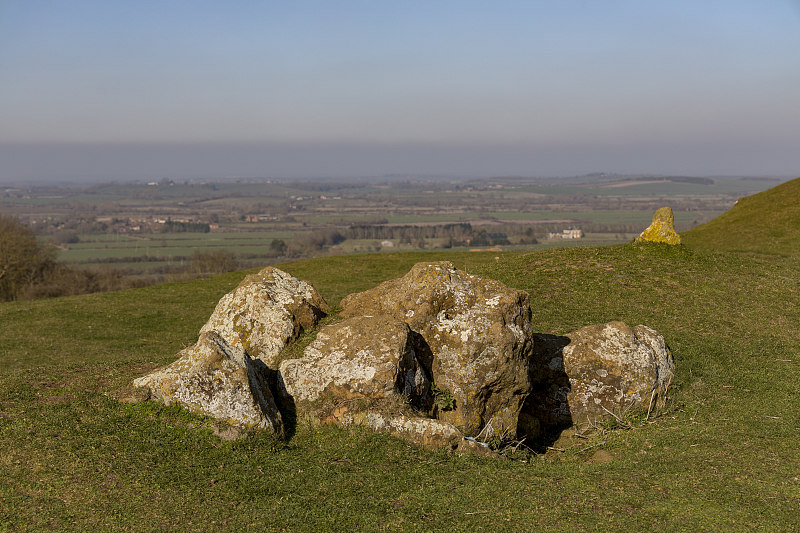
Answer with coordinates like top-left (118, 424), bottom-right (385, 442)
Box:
top-left (1, 1), bottom-right (799, 182)
top-left (1, 141), bottom-right (798, 184)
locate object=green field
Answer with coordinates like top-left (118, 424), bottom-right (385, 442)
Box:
top-left (56, 231), bottom-right (297, 268)
top-left (3, 235), bottom-right (800, 529)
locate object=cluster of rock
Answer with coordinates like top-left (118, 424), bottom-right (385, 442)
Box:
top-left (132, 261), bottom-right (675, 450)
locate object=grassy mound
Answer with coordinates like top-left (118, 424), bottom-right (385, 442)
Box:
top-left (2, 246), bottom-right (800, 530)
top-left (682, 176), bottom-right (800, 256)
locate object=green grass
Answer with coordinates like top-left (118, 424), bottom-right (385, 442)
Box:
top-left (2, 245), bottom-right (800, 530)
top-left (682, 176), bottom-right (800, 257)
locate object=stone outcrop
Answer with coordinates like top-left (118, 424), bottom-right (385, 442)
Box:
top-left (133, 331), bottom-right (283, 435)
top-left (523, 322), bottom-right (674, 433)
top-left (132, 261), bottom-right (677, 453)
top-left (636, 206), bottom-right (681, 245)
top-left (339, 261), bottom-right (533, 439)
top-left (199, 266), bottom-right (328, 368)
top-left (133, 267), bottom-right (327, 438)
top-left (278, 315), bottom-right (430, 407)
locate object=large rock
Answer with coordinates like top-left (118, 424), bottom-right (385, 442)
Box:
top-left (278, 315), bottom-right (430, 407)
top-left (340, 261), bottom-right (533, 439)
top-left (527, 321), bottom-right (674, 431)
top-left (199, 266), bottom-right (328, 368)
top-left (636, 206), bottom-right (681, 245)
top-left (133, 331), bottom-right (283, 436)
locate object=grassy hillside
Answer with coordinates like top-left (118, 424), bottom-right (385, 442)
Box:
top-left (681, 176), bottom-right (800, 256)
top-left (2, 246), bottom-right (800, 531)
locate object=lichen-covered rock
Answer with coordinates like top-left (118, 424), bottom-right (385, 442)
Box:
top-left (636, 206), bottom-right (681, 245)
top-left (340, 261), bottom-right (533, 439)
top-left (278, 315), bottom-right (430, 406)
top-left (326, 408), bottom-right (461, 448)
top-left (361, 412), bottom-right (463, 448)
top-left (133, 331), bottom-right (283, 435)
top-left (559, 321), bottom-right (674, 428)
top-left (199, 266), bottom-right (328, 368)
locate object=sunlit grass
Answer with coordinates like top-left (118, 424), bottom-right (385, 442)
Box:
top-left (2, 244), bottom-right (800, 530)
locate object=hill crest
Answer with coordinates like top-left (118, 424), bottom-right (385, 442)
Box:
top-left (681, 176), bottom-right (800, 255)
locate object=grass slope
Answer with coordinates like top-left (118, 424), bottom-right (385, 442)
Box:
top-left (682, 176), bottom-right (800, 256)
top-left (2, 246), bottom-right (800, 531)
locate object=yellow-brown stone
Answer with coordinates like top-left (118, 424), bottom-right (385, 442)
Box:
top-left (636, 206), bottom-right (681, 245)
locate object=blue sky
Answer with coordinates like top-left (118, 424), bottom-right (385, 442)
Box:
top-left (1, 1), bottom-right (799, 180)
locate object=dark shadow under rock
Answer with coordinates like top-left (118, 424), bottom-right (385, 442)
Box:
top-left (518, 333), bottom-right (573, 451)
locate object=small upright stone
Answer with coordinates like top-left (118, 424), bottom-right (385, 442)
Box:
top-left (636, 206), bottom-right (681, 245)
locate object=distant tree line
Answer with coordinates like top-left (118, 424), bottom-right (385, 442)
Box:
top-left (0, 215), bottom-right (239, 302)
top-left (344, 223), bottom-right (473, 242)
top-left (156, 220), bottom-right (211, 233)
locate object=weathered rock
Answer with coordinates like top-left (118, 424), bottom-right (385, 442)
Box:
top-left (636, 206), bottom-right (681, 245)
top-left (327, 408), bottom-right (463, 448)
top-left (561, 321), bottom-right (674, 428)
top-left (199, 266), bottom-right (328, 368)
top-left (133, 331), bottom-right (283, 436)
top-left (278, 315), bottom-right (430, 407)
top-left (361, 412), bottom-right (463, 448)
top-left (340, 261), bottom-right (533, 439)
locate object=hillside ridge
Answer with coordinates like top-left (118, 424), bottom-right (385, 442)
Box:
top-left (681, 176), bottom-right (800, 255)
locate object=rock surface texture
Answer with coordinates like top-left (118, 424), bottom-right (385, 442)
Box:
top-left (133, 267), bottom-right (327, 437)
top-left (131, 262), bottom-right (677, 452)
top-left (339, 261), bottom-right (533, 438)
top-left (278, 315), bottom-right (430, 407)
top-left (636, 206), bottom-right (681, 245)
top-left (560, 321), bottom-right (674, 428)
top-left (133, 331), bottom-right (283, 435)
top-left (362, 412), bottom-right (463, 449)
top-left (199, 266), bottom-right (328, 368)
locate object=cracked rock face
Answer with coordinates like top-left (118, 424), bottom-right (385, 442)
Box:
top-left (199, 266), bottom-right (328, 368)
top-left (278, 315), bottom-right (430, 407)
top-left (560, 321), bottom-right (674, 428)
top-left (133, 331), bottom-right (283, 436)
top-left (339, 261), bottom-right (533, 438)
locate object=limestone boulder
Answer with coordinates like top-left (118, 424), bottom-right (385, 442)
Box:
top-left (133, 331), bottom-right (283, 436)
top-left (636, 206), bottom-right (681, 245)
top-left (340, 261), bottom-right (533, 439)
top-left (199, 266), bottom-right (328, 368)
top-left (558, 321), bottom-right (674, 429)
top-left (278, 315), bottom-right (430, 407)
top-left (361, 412), bottom-right (463, 449)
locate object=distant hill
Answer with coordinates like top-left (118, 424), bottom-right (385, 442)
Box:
top-left (681, 176), bottom-right (800, 256)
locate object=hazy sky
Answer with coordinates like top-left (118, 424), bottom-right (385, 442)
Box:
top-left (1, 1), bottom-right (799, 181)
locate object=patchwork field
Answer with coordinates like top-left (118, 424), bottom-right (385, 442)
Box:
top-left (4, 175), bottom-right (780, 280)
